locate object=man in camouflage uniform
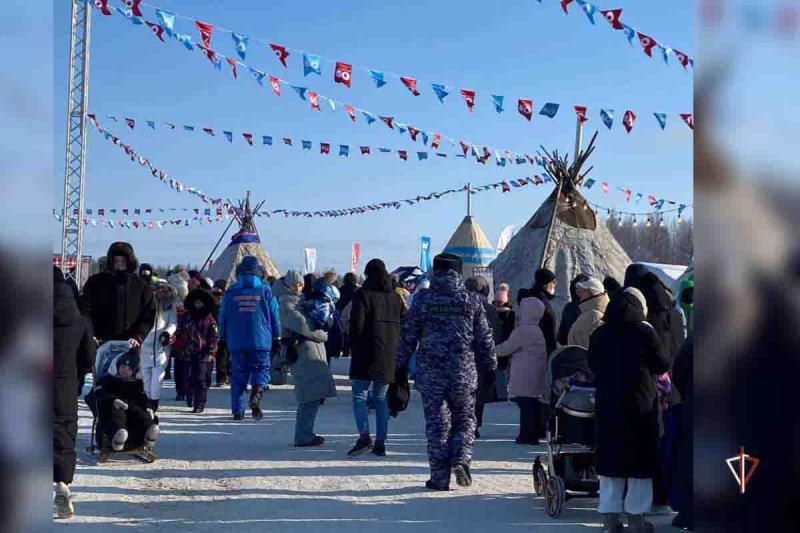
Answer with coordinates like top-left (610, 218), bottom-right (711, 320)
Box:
top-left (396, 253), bottom-right (496, 490)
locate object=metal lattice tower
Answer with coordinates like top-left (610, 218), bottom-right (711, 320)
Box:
top-left (61, 0), bottom-right (92, 286)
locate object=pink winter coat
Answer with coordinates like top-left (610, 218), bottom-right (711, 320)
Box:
top-left (496, 297), bottom-right (547, 398)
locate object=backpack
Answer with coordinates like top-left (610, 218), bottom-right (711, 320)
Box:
top-left (388, 368), bottom-right (411, 417)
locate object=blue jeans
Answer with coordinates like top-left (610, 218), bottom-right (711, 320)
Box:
top-left (295, 400), bottom-right (322, 445)
top-left (352, 380), bottom-right (389, 442)
top-left (230, 350), bottom-right (270, 416)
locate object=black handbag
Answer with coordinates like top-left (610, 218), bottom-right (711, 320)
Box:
top-left (284, 336), bottom-right (301, 366)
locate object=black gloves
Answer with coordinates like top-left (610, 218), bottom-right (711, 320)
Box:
top-left (272, 338), bottom-right (281, 355)
top-left (159, 332), bottom-right (171, 347)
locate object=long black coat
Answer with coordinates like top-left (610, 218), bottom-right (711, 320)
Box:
top-left (53, 269), bottom-right (95, 484)
top-left (516, 286), bottom-right (556, 355)
top-left (588, 292), bottom-right (670, 478)
top-left (348, 275), bottom-right (404, 383)
top-left (493, 303), bottom-right (515, 370)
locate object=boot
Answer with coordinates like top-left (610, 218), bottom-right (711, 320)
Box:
top-left (453, 463), bottom-right (473, 487)
top-left (112, 428), bottom-right (128, 451)
top-left (371, 440), bottom-right (386, 457)
top-left (628, 514), bottom-right (655, 533)
top-left (602, 513), bottom-right (624, 533)
top-left (53, 482), bottom-right (74, 519)
top-left (145, 424), bottom-right (160, 448)
top-left (347, 434), bottom-right (373, 456)
top-left (425, 479), bottom-right (450, 491)
top-left (250, 385), bottom-right (265, 420)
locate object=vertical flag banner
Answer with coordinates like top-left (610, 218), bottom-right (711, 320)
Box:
top-left (419, 236), bottom-right (432, 273)
top-left (303, 53), bottom-right (322, 76)
top-left (460, 89), bottom-right (476, 111)
top-left (518, 99), bottom-right (533, 121)
top-left (303, 248), bottom-right (318, 275)
top-left (334, 62), bottom-right (353, 87)
top-left (351, 242), bottom-right (361, 274)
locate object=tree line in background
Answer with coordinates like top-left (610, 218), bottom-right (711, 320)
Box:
top-left (607, 214), bottom-right (693, 265)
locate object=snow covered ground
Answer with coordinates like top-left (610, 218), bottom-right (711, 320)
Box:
top-left (56, 359), bottom-right (679, 532)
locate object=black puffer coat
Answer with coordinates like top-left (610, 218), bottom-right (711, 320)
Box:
top-left (557, 274), bottom-right (589, 345)
top-left (348, 260), bottom-right (404, 383)
top-left (79, 242), bottom-right (155, 344)
top-left (588, 291), bottom-right (670, 478)
top-left (53, 267), bottom-right (95, 484)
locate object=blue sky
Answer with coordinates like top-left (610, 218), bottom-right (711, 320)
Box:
top-left (53, 0), bottom-right (693, 273)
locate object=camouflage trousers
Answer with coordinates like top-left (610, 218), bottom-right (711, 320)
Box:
top-left (420, 385), bottom-right (477, 486)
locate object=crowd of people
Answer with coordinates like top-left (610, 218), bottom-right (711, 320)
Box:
top-left (53, 240), bottom-right (693, 532)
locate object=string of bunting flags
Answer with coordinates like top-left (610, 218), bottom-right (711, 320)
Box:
top-left (88, 114), bottom-right (689, 222)
top-left (93, 1), bottom-right (693, 134)
top-left (102, 112), bottom-right (548, 167)
top-left (535, 1), bottom-right (694, 70)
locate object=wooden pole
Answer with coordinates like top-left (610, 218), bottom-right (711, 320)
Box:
top-left (199, 215), bottom-right (237, 274)
top-left (466, 182), bottom-right (472, 217)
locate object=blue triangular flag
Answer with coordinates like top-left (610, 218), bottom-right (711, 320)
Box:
top-left (262, 136), bottom-right (273, 145)
top-left (369, 70), bottom-right (386, 88)
top-left (155, 9), bottom-right (175, 37)
top-left (378, 148), bottom-right (391, 153)
top-left (678, 204), bottom-right (687, 216)
top-left (248, 66), bottom-right (265, 85)
top-left (421, 132), bottom-right (429, 146)
top-left (539, 102), bottom-right (560, 118)
top-left (659, 45), bottom-right (672, 65)
top-left (543, 174), bottom-right (554, 183)
top-left (622, 24), bottom-right (636, 45)
top-left (146, 120), bottom-right (155, 129)
top-left (362, 111), bottom-right (376, 124)
top-left (584, 178), bottom-right (596, 189)
top-left (636, 193), bottom-right (643, 203)
top-left (339, 145), bottom-right (349, 157)
top-left (183, 125), bottom-right (194, 132)
top-left (432, 83), bottom-right (449, 103)
top-left (176, 33), bottom-right (194, 50)
top-left (491, 95), bottom-right (504, 113)
top-left (115, 7), bottom-right (143, 25)
top-left (291, 86), bottom-right (307, 100)
top-left (232, 33), bottom-right (249, 61)
top-left (417, 152), bottom-right (428, 160)
top-left (223, 131), bottom-right (233, 143)
top-left (397, 123), bottom-right (407, 134)
top-left (655, 199), bottom-right (665, 210)
top-left (654, 112), bottom-right (667, 130)
top-left (302, 140), bottom-right (312, 150)
top-left (328, 98), bottom-right (336, 112)
top-left (576, 1), bottom-right (596, 25)
top-left (303, 53), bottom-right (321, 76)
top-left (600, 109), bottom-right (614, 130)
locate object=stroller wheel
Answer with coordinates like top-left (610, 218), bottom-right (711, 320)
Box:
top-left (532, 459), bottom-right (547, 496)
top-left (544, 476), bottom-right (565, 518)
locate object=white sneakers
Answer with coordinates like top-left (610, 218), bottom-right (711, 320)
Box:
top-left (53, 482), bottom-right (74, 519)
top-left (145, 424), bottom-right (160, 448)
top-left (112, 428), bottom-right (129, 451)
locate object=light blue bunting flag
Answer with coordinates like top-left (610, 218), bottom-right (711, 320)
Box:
top-left (584, 178), bottom-right (596, 189)
top-left (417, 152), bottom-right (428, 160)
top-left (155, 9), bottom-right (175, 37)
top-left (303, 53), bottom-right (322, 76)
top-left (302, 140), bottom-right (312, 150)
top-left (176, 33), bottom-right (194, 50)
top-left (543, 174), bottom-right (554, 183)
top-left (248, 66), bottom-right (265, 85)
top-left (146, 120), bottom-right (155, 129)
top-left (115, 7), bottom-right (143, 24)
top-left (678, 204), bottom-right (687, 216)
top-left (362, 111), bottom-right (377, 124)
top-left (232, 33), bottom-right (249, 60)
top-left (432, 84), bottom-right (449, 103)
top-left (655, 199), bottom-right (665, 210)
top-left (491, 95), bottom-right (504, 113)
top-left (378, 148), bottom-right (391, 153)
top-left (339, 145), bottom-right (349, 157)
top-left (660, 45), bottom-right (672, 65)
top-left (654, 112), bottom-right (667, 130)
top-left (421, 132), bottom-right (429, 145)
top-left (635, 192), bottom-right (643, 203)
top-left (224, 131), bottom-right (233, 143)
top-left (539, 102), bottom-right (560, 118)
top-left (291, 85), bottom-right (307, 100)
top-left (600, 109), bottom-right (614, 130)
top-left (369, 70), bottom-right (387, 88)
top-left (183, 125), bottom-right (194, 132)
top-left (622, 24), bottom-right (636, 45)
top-left (576, 0), bottom-right (596, 24)
top-left (328, 99), bottom-right (336, 112)
top-left (262, 136), bottom-right (273, 145)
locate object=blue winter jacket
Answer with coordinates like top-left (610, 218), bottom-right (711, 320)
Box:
top-left (218, 274), bottom-right (281, 353)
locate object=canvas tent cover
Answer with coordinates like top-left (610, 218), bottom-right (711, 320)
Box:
top-left (442, 216), bottom-right (496, 279)
top-left (205, 228), bottom-right (281, 285)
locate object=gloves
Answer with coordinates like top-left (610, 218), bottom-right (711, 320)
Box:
top-left (272, 338), bottom-right (281, 355)
top-left (159, 332), bottom-right (171, 347)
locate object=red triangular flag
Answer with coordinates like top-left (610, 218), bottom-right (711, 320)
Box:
top-left (94, 0), bottom-right (112, 16)
top-left (195, 21), bottom-right (213, 48)
top-left (460, 141), bottom-right (470, 155)
top-left (380, 116), bottom-right (394, 129)
top-left (502, 181), bottom-right (510, 193)
top-left (226, 57), bottom-right (238, 79)
top-left (560, 0), bottom-right (575, 14)
top-left (199, 45), bottom-right (217, 65)
top-left (124, 0), bottom-right (142, 17)
top-left (673, 49), bottom-right (690, 69)
top-left (624, 189), bottom-right (632, 201)
top-left (345, 104), bottom-right (357, 122)
top-left (145, 22), bottom-right (165, 42)
top-left (623, 110), bottom-right (636, 133)
top-left (574, 105), bottom-right (588, 123)
top-left (125, 118), bottom-right (135, 129)
top-left (270, 43), bottom-right (289, 67)
top-left (321, 143), bottom-right (330, 154)
top-left (398, 150), bottom-right (408, 161)
top-left (269, 75), bottom-right (282, 96)
top-left (637, 31), bottom-right (658, 57)
top-left (460, 89), bottom-right (476, 111)
top-left (243, 133), bottom-right (253, 145)
top-left (600, 9), bottom-right (624, 30)
top-left (534, 175), bottom-right (544, 185)
top-left (203, 128), bottom-right (215, 136)
top-left (518, 99), bottom-right (533, 121)
top-left (408, 126), bottom-right (420, 141)
top-left (308, 91), bottom-right (320, 111)
top-left (400, 77), bottom-right (421, 96)
top-left (431, 133), bottom-right (441, 149)
top-left (334, 62), bottom-right (352, 87)
top-left (680, 113), bottom-right (694, 130)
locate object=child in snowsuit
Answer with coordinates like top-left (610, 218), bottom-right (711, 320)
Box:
top-left (175, 289), bottom-right (219, 413)
top-left (140, 279), bottom-right (178, 415)
top-left (302, 277), bottom-right (340, 331)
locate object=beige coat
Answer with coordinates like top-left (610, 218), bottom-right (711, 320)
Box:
top-left (496, 297), bottom-right (547, 398)
top-left (567, 293), bottom-right (610, 349)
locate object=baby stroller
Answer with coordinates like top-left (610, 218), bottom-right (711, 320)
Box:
top-left (532, 346), bottom-right (597, 517)
top-left (84, 341), bottom-right (158, 463)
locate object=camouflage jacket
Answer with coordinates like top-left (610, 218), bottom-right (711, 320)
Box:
top-left (396, 270), bottom-right (496, 393)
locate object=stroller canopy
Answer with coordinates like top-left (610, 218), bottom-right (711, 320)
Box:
top-left (543, 345), bottom-right (593, 405)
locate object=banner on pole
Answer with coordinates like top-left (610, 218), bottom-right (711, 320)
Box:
top-left (351, 242), bottom-right (361, 274)
top-left (419, 236), bottom-right (432, 273)
top-left (303, 247), bottom-right (318, 275)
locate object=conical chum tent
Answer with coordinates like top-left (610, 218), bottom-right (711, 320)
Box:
top-left (491, 133), bottom-right (631, 318)
top-left (205, 194), bottom-right (281, 285)
top-left (442, 187), bottom-right (496, 278)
